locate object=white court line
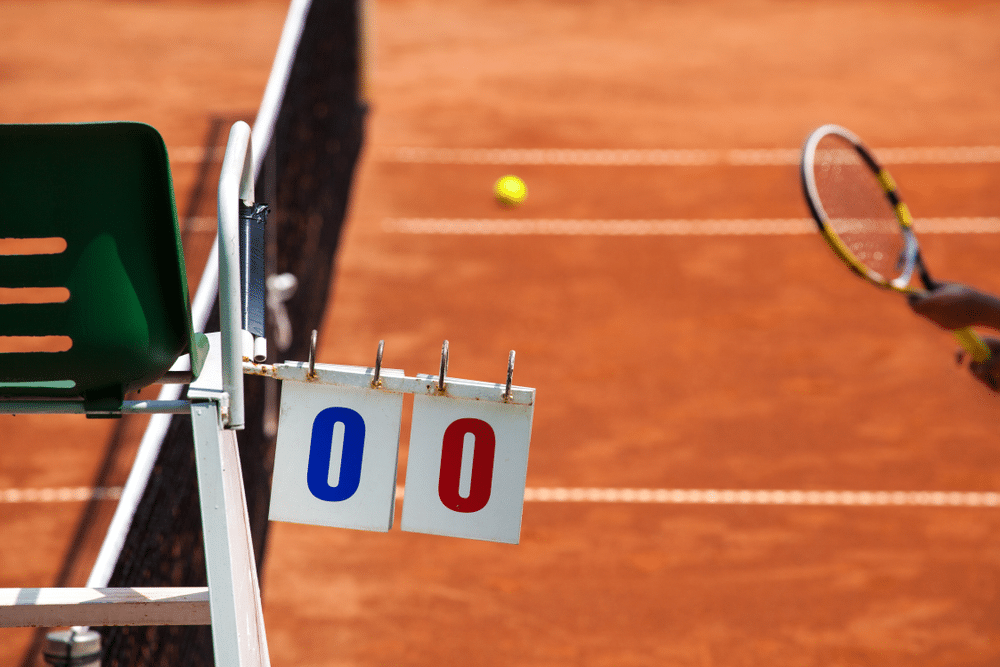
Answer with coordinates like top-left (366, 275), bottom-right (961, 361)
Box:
top-left (190, 216), bottom-right (1000, 236)
top-left (384, 217), bottom-right (1000, 236)
top-left (4, 485), bottom-right (993, 508)
top-left (0, 487), bottom-right (123, 503)
top-left (167, 147), bottom-right (225, 164)
top-left (522, 488), bottom-right (1000, 507)
top-left (166, 146), bottom-right (1000, 166)
top-left (180, 216), bottom-right (219, 232)
top-left (382, 146), bottom-right (1000, 166)
top-left (390, 487), bottom-right (997, 507)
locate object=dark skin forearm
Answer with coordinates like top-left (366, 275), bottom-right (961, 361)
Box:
top-left (907, 283), bottom-right (1000, 331)
top-left (908, 283), bottom-right (1000, 392)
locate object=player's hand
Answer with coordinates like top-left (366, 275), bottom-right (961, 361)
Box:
top-left (907, 283), bottom-right (999, 330)
top-left (962, 337), bottom-right (1000, 392)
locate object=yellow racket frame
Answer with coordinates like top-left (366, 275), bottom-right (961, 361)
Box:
top-left (802, 124), bottom-right (991, 363)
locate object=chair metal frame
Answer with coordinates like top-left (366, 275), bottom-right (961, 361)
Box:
top-left (0, 120), bottom-right (271, 667)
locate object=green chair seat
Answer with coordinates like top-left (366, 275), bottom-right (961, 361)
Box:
top-left (0, 122), bottom-right (206, 412)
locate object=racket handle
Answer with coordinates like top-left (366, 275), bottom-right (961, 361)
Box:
top-left (953, 327), bottom-right (991, 363)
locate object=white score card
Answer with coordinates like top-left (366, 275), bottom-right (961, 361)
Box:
top-left (269, 366), bottom-right (404, 532)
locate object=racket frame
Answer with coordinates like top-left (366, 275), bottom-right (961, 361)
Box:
top-left (801, 124), bottom-right (923, 293)
top-left (800, 123), bottom-right (991, 363)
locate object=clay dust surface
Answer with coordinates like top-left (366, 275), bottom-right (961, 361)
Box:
top-left (3, 1), bottom-right (1000, 666)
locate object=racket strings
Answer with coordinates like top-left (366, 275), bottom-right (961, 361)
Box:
top-left (812, 136), bottom-right (908, 283)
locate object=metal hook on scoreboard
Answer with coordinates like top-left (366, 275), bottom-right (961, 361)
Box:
top-left (438, 340), bottom-right (449, 393)
top-left (503, 350), bottom-right (516, 402)
top-left (307, 329), bottom-right (317, 379)
top-left (372, 340), bottom-right (385, 388)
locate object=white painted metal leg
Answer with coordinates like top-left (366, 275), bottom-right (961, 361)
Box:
top-left (191, 402), bottom-right (270, 667)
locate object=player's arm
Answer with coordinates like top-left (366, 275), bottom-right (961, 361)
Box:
top-left (909, 284), bottom-right (1000, 392)
top-left (966, 338), bottom-right (1000, 392)
top-left (907, 283), bottom-right (1000, 331)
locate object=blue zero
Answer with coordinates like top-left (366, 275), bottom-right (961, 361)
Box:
top-left (306, 407), bottom-right (365, 502)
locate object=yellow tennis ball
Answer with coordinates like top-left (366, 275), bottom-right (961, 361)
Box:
top-left (494, 175), bottom-right (527, 206)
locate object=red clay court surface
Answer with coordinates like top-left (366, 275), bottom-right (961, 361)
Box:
top-left (3, 1), bottom-right (1000, 665)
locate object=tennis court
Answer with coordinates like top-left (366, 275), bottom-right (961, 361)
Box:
top-left (3, 1), bottom-right (1000, 665)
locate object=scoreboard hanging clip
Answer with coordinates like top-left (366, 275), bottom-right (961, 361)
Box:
top-left (438, 340), bottom-right (449, 393)
top-left (307, 329), bottom-right (318, 379)
top-left (503, 350), bottom-right (516, 403)
top-left (372, 340), bottom-right (385, 388)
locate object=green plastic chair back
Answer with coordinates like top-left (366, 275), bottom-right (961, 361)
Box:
top-left (0, 122), bottom-right (207, 412)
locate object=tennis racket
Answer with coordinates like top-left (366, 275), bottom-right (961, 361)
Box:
top-left (800, 123), bottom-right (991, 362)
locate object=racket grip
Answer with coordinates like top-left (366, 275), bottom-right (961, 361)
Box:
top-left (952, 327), bottom-right (991, 363)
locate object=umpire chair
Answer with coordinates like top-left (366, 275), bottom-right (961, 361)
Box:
top-left (0, 120), bottom-right (270, 667)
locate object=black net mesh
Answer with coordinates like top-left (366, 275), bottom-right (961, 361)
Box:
top-left (97, 409), bottom-right (214, 665)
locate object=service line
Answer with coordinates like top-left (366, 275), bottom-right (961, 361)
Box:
top-left (381, 146), bottom-right (1000, 167)
top-left (167, 146), bottom-right (1000, 166)
top-left (384, 217), bottom-right (1000, 236)
top-left (180, 215), bottom-right (1000, 237)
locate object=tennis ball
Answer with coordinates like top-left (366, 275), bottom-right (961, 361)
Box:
top-left (494, 175), bottom-right (527, 206)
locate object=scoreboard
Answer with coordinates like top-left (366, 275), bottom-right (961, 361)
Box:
top-left (267, 359), bottom-right (534, 544)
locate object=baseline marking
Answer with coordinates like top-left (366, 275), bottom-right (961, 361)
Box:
top-left (389, 487), bottom-right (997, 507)
top-left (6, 485), bottom-right (994, 508)
top-left (522, 488), bottom-right (1000, 507)
top-left (1, 487), bottom-right (123, 503)
top-left (383, 217), bottom-right (1000, 236)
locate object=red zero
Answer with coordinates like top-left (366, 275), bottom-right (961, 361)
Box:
top-left (438, 418), bottom-right (496, 513)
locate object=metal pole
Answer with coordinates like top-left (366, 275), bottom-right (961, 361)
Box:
top-left (43, 629), bottom-right (100, 667)
top-left (218, 121), bottom-right (254, 429)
